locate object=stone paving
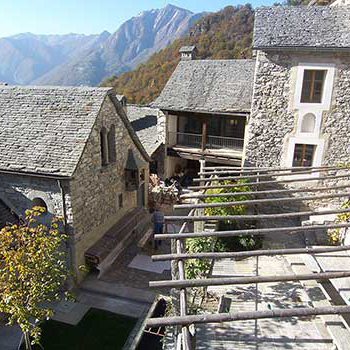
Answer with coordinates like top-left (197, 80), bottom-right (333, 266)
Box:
top-left (196, 255), bottom-right (333, 350)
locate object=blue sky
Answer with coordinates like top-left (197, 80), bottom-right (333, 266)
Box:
top-left (0, 0), bottom-right (274, 38)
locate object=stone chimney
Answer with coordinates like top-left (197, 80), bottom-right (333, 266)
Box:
top-left (179, 46), bottom-right (197, 61)
top-left (116, 94), bottom-right (127, 114)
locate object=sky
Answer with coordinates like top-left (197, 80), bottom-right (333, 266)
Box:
top-left (0, 0), bottom-right (275, 38)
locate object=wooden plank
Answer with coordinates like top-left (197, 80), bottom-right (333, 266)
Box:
top-left (194, 167), bottom-right (347, 182)
top-left (199, 165), bottom-right (343, 175)
top-left (180, 184), bottom-right (350, 200)
top-left (201, 165), bottom-right (345, 171)
top-left (152, 244), bottom-right (350, 261)
top-left (145, 305), bottom-right (350, 327)
top-left (188, 173), bottom-right (350, 190)
top-left (165, 208), bottom-right (350, 222)
top-left (174, 191), bottom-right (350, 210)
top-left (149, 271), bottom-right (350, 289)
top-left (155, 222), bottom-right (350, 240)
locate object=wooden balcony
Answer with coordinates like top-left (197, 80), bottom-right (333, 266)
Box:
top-left (170, 132), bottom-right (244, 152)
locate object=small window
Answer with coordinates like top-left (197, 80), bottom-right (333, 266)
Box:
top-left (292, 144), bottom-right (316, 167)
top-left (100, 127), bottom-right (108, 166)
top-left (108, 125), bottom-right (116, 163)
top-left (300, 70), bottom-right (326, 103)
top-left (301, 113), bottom-right (316, 133)
top-left (118, 194), bottom-right (123, 208)
top-left (32, 197), bottom-right (47, 213)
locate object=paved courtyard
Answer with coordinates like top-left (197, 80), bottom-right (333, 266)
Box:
top-left (196, 255), bottom-right (334, 350)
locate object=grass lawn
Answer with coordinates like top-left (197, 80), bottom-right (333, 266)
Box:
top-left (28, 308), bottom-right (137, 350)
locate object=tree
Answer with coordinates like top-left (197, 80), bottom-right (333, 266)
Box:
top-left (0, 207), bottom-right (70, 350)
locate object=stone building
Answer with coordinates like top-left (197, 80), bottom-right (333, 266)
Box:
top-left (0, 86), bottom-right (150, 281)
top-left (154, 47), bottom-right (255, 178)
top-left (244, 5), bottom-right (350, 174)
top-left (127, 104), bottom-right (166, 178)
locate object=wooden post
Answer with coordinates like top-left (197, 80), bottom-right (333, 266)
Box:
top-left (201, 120), bottom-right (207, 152)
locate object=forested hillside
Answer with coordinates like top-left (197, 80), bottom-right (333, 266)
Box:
top-left (100, 5), bottom-right (254, 104)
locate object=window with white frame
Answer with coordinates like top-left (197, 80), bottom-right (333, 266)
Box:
top-left (292, 144), bottom-right (316, 167)
top-left (300, 113), bottom-right (316, 133)
top-left (300, 69), bottom-right (326, 103)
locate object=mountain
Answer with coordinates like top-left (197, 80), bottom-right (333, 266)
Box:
top-left (0, 33), bottom-right (104, 85)
top-left (33, 5), bottom-right (204, 86)
top-left (101, 5), bottom-right (254, 104)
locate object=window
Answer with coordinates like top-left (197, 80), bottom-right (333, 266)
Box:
top-left (300, 70), bottom-right (326, 103)
top-left (301, 113), bottom-right (316, 133)
top-left (292, 144), bottom-right (316, 167)
top-left (108, 125), bottom-right (116, 163)
top-left (100, 127), bottom-right (108, 166)
top-left (118, 194), bottom-right (123, 208)
top-left (32, 197), bottom-right (47, 213)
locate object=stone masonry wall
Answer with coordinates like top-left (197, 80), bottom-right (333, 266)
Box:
top-left (69, 96), bottom-right (149, 275)
top-left (0, 173), bottom-right (72, 224)
top-left (244, 50), bottom-right (350, 208)
top-left (244, 50), bottom-right (350, 168)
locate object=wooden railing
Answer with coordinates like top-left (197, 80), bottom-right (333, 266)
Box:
top-left (170, 132), bottom-right (244, 151)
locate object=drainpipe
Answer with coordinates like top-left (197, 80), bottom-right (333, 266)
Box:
top-left (57, 180), bottom-right (75, 281)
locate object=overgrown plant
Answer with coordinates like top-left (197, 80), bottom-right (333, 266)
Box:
top-left (328, 200), bottom-right (350, 244)
top-left (0, 207), bottom-right (70, 350)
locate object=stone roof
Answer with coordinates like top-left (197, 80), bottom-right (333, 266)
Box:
top-left (127, 105), bottom-right (161, 157)
top-left (253, 6), bottom-right (350, 50)
top-left (0, 86), bottom-right (149, 177)
top-left (153, 59), bottom-right (255, 114)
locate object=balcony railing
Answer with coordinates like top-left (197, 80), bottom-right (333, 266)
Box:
top-left (206, 135), bottom-right (244, 151)
top-left (169, 132), bottom-right (244, 152)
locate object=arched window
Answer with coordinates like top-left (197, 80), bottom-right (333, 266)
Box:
top-left (100, 127), bottom-right (108, 166)
top-left (301, 113), bottom-right (316, 133)
top-left (108, 125), bottom-right (116, 163)
top-left (32, 197), bottom-right (48, 213)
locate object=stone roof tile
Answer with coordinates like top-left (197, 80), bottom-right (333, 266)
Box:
top-left (253, 6), bottom-right (350, 49)
top-left (153, 59), bottom-right (255, 114)
top-left (127, 105), bottom-right (160, 157)
top-left (0, 86), bottom-right (110, 177)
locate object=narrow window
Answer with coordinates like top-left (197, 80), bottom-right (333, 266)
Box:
top-left (300, 70), bottom-right (326, 103)
top-left (100, 127), bottom-right (108, 166)
top-left (301, 113), bottom-right (316, 133)
top-left (118, 194), bottom-right (123, 208)
top-left (292, 144), bottom-right (316, 167)
top-left (108, 125), bottom-right (116, 163)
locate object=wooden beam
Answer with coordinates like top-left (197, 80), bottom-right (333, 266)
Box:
top-left (199, 165), bottom-right (344, 176)
top-left (149, 271), bottom-right (350, 289)
top-left (180, 184), bottom-right (350, 199)
top-left (201, 165), bottom-right (345, 172)
top-left (174, 192), bottom-right (350, 210)
top-left (155, 222), bottom-right (350, 240)
top-left (145, 305), bottom-right (350, 327)
top-left (165, 208), bottom-right (350, 222)
top-left (201, 119), bottom-right (207, 151)
top-left (152, 244), bottom-right (350, 261)
top-left (187, 173), bottom-right (350, 190)
top-left (193, 167), bottom-right (347, 182)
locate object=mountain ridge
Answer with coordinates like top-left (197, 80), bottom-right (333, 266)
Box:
top-left (0, 4), bottom-right (204, 86)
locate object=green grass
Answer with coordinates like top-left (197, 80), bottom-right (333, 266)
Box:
top-left (29, 308), bottom-right (137, 350)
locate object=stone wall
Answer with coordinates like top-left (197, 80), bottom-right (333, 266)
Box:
top-left (244, 50), bottom-right (350, 168)
top-left (69, 96), bottom-right (149, 277)
top-left (0, 173), bottom-right (72, 224)
top-left (244, 50), bottom-right (350, 209)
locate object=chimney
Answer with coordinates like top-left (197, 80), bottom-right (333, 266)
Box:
top-left (116, 94), bottom-right (127, 114)
top-left (179, 46), bottom-right (197, 61)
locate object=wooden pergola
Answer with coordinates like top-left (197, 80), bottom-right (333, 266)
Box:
top-left (146, 164), bottom-right (350, 350)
